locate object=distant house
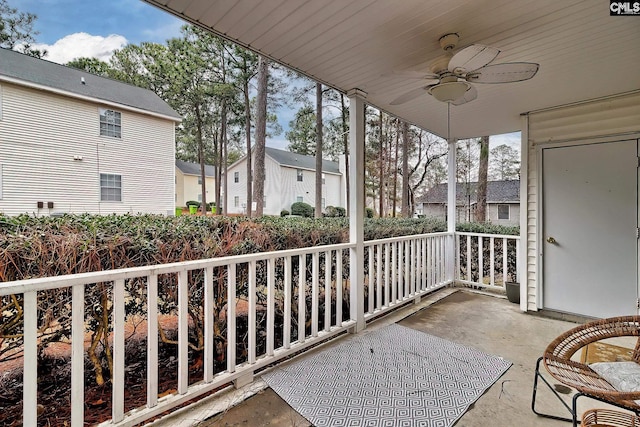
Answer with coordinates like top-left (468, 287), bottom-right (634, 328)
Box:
top-left (416, 180), bottom-right (520, 226)
top-left (175, 160), bottom-right (216, 207)
top-left (0, 48), bottom-right (181, 216)
top-left (226, 147), bottom-right (346, 215)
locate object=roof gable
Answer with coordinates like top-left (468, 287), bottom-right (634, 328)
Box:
top-left (265, 146), bottom-right (340, 174)
top-left (0, 48), bottom-right (180, 120)
top-left (418, 180), bottom-right (520, 204)
top-left (175, 159), bottom-right (216, 177)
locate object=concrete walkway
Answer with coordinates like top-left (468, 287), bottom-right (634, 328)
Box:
top-left (150, 289), bottom-right (605, 427)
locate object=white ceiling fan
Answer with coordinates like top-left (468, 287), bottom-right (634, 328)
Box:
top-left (389, 33), bottom-right (539, 106)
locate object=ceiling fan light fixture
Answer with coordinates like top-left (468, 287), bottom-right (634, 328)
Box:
top-left (428, 81), bottom-right (471, 103)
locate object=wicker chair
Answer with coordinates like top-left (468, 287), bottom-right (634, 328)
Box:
top-left (532, 316), bottom-right (640, 427)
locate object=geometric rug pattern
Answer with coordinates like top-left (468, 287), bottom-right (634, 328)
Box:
top-left (263, 324), bottom-right (511, 427)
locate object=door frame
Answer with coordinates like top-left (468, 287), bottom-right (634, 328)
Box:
top-left (536, 133), bottom-right (640, 312)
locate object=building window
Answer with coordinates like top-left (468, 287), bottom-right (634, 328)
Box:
top-left (322, 173), bottom-right (326, 185)
top-left (198, 177), bottom-right (202, 185)
top-left (297, 169), bottom-right (303, 182)
top-left (322, 198), bottom-right (326, 210)
top-left (498, 204), bottom-right (510, 220)
top-left (296, 196), bottom-right (303, 203)
top-left (100, 173), bottom-right (121, 201)
top-left (234, 196), bottom-right (239, 207)
top-left (197, 194), bottom-right (202, 202)
top-left (234, 171), bottom-right (239, 183)
top-left (99, 108), bottom-right (122, 138)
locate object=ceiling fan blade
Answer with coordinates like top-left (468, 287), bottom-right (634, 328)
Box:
top-left (451, 85), bottom-right (478, 106)
top-left (466, 62), bottom-right (539, 83)
top-left (383, 70), bottom-right (439, 81)
top-left (390, 87), bottom-right (428, 105)
top-left (448, 44), bottom-right (500, 74)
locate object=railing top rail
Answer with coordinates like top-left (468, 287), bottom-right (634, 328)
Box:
top-left (365, 231), bottom-right (452, 246)
top-left (455, 231), bottom-right (520, 240)
top-left (0, 242), bottom-right (355, 295)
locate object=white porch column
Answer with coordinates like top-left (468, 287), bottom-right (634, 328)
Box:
top-left (347, 88), bottom-right (366, 333)
top-left (519, 115), bottom-right (529, 312)
top-left (446, 138), bottom-right (457, 282)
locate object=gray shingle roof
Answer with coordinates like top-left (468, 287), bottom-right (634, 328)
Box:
top-left (417, 180), bottom-right (520, 204)
top-left (176, 160), bottom-right (216, 177)
top-left (0, 48), bottom-right (181, 120)
top-left (265, 146), bottom-right (340, 174)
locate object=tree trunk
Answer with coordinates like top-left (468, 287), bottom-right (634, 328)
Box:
top-left (476, 136), bottom-right (489, 222)
top-left (254, 56), bottom-right (268, 216)
top-left (340, 94), bottom-right (349, 216)
top-left (401, 121), bottom-right (410, 217)
top-left (392, 120), bottom-right (399, 217)
top-left (315, 83), bottom-right (323, 218)
top-left (243, 77), bottom-right (252, 217)
top-left (196, 104), bottom-right (207, 213)
top-left (217, 99), bottom-right (227, 214)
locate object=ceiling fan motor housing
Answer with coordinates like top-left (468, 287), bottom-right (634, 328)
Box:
top-left (439, 33), bottom-right (459, 51)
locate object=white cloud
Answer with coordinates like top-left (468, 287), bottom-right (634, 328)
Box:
top-left (35, 32), bottom-right (128, 64)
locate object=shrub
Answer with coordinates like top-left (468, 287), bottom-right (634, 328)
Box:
top-left (365, 207), bottom-right (374, 218)
top-left (291, 202), bottom-right (314, 218)
top-left (206, 202), bottom-right (216, 210)
top-left (280, 209), bottom-right (290, 217)
top-left (186, 200), bottom-right (201, 208)
top-left (324, 206), bottom-right (346, 218)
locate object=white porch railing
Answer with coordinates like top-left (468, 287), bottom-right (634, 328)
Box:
top-left (455, 232), bottom-right (521, 290)
top-left (0, 232), bottom-right (457, 427)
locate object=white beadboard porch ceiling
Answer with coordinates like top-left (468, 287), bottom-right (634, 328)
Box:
top-left (143, 0), bottom-right (640, 139)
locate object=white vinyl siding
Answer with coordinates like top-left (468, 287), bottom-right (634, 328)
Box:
top-left (0, 83), bottom-right (175, 215)
top-left (0, 83), bottom-right (3, 120)
top-left (0, 164), bottom-right (3, 200)
top-left (525, 91), bottom-right (640, 312)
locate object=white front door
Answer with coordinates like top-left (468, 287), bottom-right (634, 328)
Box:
top-left (542, 139), bottom-right (638, 318)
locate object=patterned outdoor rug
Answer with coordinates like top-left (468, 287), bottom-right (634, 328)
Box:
top-left (263, 324), bottom-right (511, 427)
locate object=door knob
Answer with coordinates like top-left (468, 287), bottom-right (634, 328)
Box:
top-left (547, 236), bottom-right (557, 244)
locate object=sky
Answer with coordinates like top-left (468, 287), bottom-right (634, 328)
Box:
top-left (11, 0), bottom-right (520, 152)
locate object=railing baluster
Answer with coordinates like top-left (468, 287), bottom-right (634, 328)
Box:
top-left (376, 244), bottom-right (382, 310)
top-left (298, 254), bottom-right (306, 343)
top-left (311, 252), bottom-right (319, 337)
top-left (248, 261), bottom-right (256, 364)
top-left (466, 235), bottom-right (472, 282)
top-left (204, 267), bottom-right (214, 382)
top-left (325, 250), bottom-right (332, 331)
top-left (391, 242), bottom-right (397, 304)
top-left (502, 238), bottom-right (508, 286)
top-left (478, 236), bottom-right (484, 285)
top-left (147, 274), bottom-right (158, 408)
top-left (336, 250), bottom-right (343, 327)
top-left (384, 243), bottom-right (390, 306)
top-left (455, 234), bottom-right (460, 282)
top-left (177, 271), bottom-right (189, 394)
top-left (368, 246), bottom-right (374, 313)
top-left (227, 264), bottom-right (237, 373)
top-left (71, 284), bottom-right (84, 426)
top-left (421, 238), bottom-right (427, 291)
top-left (267, 259), bottom-right (275, 356)
top-left (411, 239), bottom-right (417, 295)
top-left (284, 256), bottom-right (292, 349)
top-left (113, 279), bottom-right (126, 421)
top-left (516, 239), bottom-right (521, 283)
top-left (490, 237), bottom-right (495, 287)
top-left (23, 291), bottom-right (37, 427)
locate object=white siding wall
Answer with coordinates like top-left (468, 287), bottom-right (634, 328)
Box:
top-left (226, 153), bottom-right (345, 216)
top-left (0, 83), bottom-right (175, 215)
top-left (525, 91), bottom-right (640, 312)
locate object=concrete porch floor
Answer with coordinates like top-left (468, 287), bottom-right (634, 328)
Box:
top-left (149, 289), bottom-right (615, 427)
